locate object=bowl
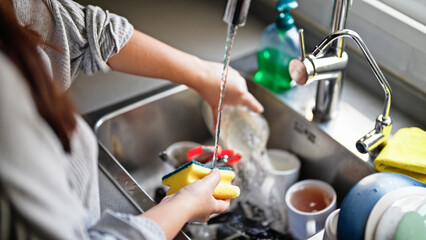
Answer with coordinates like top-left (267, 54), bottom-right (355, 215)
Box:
top-left (159, 141), bottom-right (200, 167)
top-left (337, 172), bottom-right (426, 240)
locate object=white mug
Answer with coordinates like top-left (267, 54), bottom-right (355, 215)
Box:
top-left (266, 149), bottom-right (300, 193)
top-left (260, 149), bottom-right (301, 233)
top-left (285, 179), bottom-right (337, 240)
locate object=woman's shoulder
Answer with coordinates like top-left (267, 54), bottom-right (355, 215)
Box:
top-left (0, 52), bottom-right (37, 114)
top-left (0, 52), bottom-right (30, 98)
top-left (0, 51), bottom-right (62, 153)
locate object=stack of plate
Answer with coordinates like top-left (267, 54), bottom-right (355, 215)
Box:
top-left (364, 186), bottom-right (426, 240)
top-left (336, 172), bottom-right (426, 240)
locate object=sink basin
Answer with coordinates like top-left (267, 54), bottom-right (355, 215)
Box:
top-left (94, 77), bottom-right (375, 206)
top-left (92, 76), bottom-right (377, 239)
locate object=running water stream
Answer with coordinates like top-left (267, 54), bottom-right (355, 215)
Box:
top-left (212, 24), bottom-right (238, 167)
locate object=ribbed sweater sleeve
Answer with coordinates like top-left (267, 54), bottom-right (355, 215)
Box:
top-left (15, 0), bottom-right (134, 90)
top-left (47, 0), bottom-right (133, 88)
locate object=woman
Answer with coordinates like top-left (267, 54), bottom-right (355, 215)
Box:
top-left (0, 0), bottom-right (263, 239)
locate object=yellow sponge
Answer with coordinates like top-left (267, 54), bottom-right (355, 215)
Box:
top-left (161, 160), bottom-right (240, 199)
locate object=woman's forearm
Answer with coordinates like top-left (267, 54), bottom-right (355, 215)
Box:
top-left (107, 28), bottom-right (264, 126)
top-left (107, 30), bottom-right (205, 90)
top-left (141, 197), bottom-right (191, 240)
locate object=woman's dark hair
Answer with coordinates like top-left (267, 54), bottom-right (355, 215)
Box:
top-left (0, 0), bottom-right (76, 152)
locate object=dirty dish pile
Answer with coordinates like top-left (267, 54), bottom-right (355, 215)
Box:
top-left (336, 172), bottom-right (426, 240)
top-left (364, 186), bottom-right (426, 240)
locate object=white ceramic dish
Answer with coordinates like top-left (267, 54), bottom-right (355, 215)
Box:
top-left (374, 195), bottom-right (426, 240)
top-left (364, 186), bottom-right (426, 240)
top-left (415, 201), bottom-right (426, 216)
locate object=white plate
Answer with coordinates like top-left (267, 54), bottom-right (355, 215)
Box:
top-left (415, 201), bottom-right (426, 216)
top-left (374, 195), bottom-right (426, 240)
top-left (364, 186), bottom-right (426, 240)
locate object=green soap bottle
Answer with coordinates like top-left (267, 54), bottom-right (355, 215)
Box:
top-left (254, 0), bottom-right (300, 93)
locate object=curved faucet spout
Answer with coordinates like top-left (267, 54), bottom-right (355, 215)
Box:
top-left (312, 29), bottom-right (393, 157)
top-left (313, 29), bottom-right (392, 120)
top-left (291, 28), bottom-right (393, 157)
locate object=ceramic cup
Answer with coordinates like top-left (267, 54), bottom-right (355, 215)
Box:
top-left (260, 149), bottom-right (301, 233)
top-left (285, 179), bottom-right (336, 240)
top-left (263, 149), bottom-right (301, 195)
top-left (323, 209), bottom-right (340, 240)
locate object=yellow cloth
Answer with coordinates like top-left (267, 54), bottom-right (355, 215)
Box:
top-left (375, 127), bottom-right (426, 183)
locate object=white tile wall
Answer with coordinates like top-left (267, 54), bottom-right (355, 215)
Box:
top-left (407, 49), bottom-right (426, 91)
top-left (294, 0), bottom-right (426, 93)
top-left (347, 14), bottom-right (412, 77)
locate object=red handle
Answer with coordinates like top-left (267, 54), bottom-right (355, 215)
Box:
top-left (186, 145), bottom-right (222, 163)
top-left (187, 145), bottom-right (241, 165)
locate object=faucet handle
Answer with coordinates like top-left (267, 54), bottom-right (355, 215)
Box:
top-left (298, 29), bottom-right (306, 61)
top-left (289, 29), bottom-right (309, 85)
top-left (289, 29), bottom-right (308, 85)
top-left (289, 59), bottom-right (308, 85)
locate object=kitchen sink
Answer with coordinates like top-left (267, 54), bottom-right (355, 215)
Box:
top-left (94, 75), bottom-right (375, 203)
top-left (93, 76), bottom-right (376, 238)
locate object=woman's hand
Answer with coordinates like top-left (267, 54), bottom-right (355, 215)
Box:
top-left (141, 168), bottom-right (230, 239)
top-left (161, 168), bottom-right (230, 222)
top-left (193, 60), bottom-right (264, 129)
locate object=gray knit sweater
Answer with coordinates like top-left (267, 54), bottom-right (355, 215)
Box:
top-left (0, 0), bottom-right (165, 239)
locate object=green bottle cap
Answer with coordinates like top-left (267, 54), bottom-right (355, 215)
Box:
top-left (276, 12), bottom-right (295, 31)
top-left (276, 0), bottom-right (298, 12)
top-left (275, 0), bottom-right (297, 31)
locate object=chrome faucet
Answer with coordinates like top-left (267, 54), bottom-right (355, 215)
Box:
top-left (288, 0), bottom-right (392, 157)
top-left (290, 0), bottom-right (352, 122)
top-left (291, 29), bottom-right (392, 157)
top-left (223, 0), bottom-right (251, 27)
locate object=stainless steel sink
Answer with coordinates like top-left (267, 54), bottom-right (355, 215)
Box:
top-left (94, 77), bottom-right (375, 208)
top-left (95, 84), bottom-right (211, 200)
top-left (91, 75), bottom-right (379, 239)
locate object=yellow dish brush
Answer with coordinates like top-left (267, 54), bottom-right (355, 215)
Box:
top-left (161, 160), bottom-right (240, 199)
